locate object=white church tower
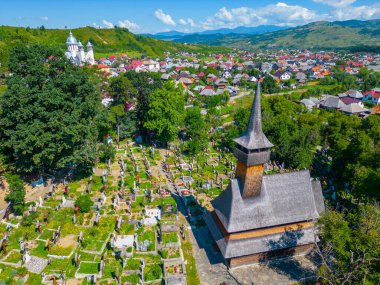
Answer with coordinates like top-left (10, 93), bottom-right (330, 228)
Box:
top-left (85, 41), bottom-right (95, 65)
top-left (65, 31), bottom-right (95, 66)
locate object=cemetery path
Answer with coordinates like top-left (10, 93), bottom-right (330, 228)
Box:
top-left (66, 279), bottom-right (81, 285)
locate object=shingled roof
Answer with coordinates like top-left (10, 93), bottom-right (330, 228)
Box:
top-left (234, 82), bottom-right (273, 150)
top-left (211, 170), bottom-right (324, 233)
top-left (205, 213), bottom-right (317, 258)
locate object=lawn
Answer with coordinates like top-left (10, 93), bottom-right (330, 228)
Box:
top-left (121, 274), bottom-right (140, 285)
top-left (180, 215), bottom-right (200, 285)
top-left (4, 250), bottom-right (21, 263)
top-left (77, 262), bottom-right (99, 274)
top-left (119, 223), bottom-right (134, 235)
top-left (162, 232), bottom-right (178, 244)
top-left (143, 264), bottom-right (162, 282)
top-left (125, 258), bottom-right (141, 270)
top-left (50, 244), bottom-right (75, 256)
top-left (103, 259), bottom-right (123, 279)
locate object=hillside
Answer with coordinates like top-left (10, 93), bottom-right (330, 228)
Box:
top-left (0, 26), bottom-right (230, 68)
top-left (171, 20), bottom-right (380, 51)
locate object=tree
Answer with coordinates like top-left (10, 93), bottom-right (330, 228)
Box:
top-left (261, 76), bottom-right (280, 94)
top-left (75, 195), bottom-right (94, 213)
top-left (144, 82), bottom-right (185, 144)
top-left (316, 204), bottom-right (380, 285)
top-left (0, 45), bottom-right (99, 173)
top-left (234, 107), bottom-right (250, 133)
top-left (108, 75), bottom-right (137, 103)
top-left (98, 142), bottom-right (116, 163)
top-left (184, 107), bottom-right (208, 154)
top-left (124, 71), bottom-right (163, 139)
top-left (5, 174), bottom-right (25, 215)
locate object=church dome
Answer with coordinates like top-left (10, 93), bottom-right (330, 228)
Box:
top-left (86, 41), bottom-right (92, 47)
top-left (66, 31), bottom-right (78, 45)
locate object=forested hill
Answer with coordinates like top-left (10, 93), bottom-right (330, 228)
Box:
top-left (0, 26), bottom-right (229, 68)
top-left (171, 19), bottom-right (380, 51)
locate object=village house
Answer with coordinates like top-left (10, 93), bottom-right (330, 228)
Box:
top-left (363, 88), bottom-right (380, 105)
top-left (273, 70), bottom-right (292, 81)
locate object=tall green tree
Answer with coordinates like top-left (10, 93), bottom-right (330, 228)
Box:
top-left (5, 174), bottom-right (26, 215)
top-left (184, 107), bottom-right (208, 154)
top-left (108, 75), bottom-right (137, 103)
top-left (0, 45), bottom-right (99, 173)
top-left (316, 204), bottom-right (380, 285)
top-left (124, 71), bottom-right (163, 138)
top-left (144, 82), bottom-right (185, 144)
top-left (261, 76), bottom-right (280, 94)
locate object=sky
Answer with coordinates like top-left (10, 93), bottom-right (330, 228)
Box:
top-left (1, 0), bottom-right (379, 34)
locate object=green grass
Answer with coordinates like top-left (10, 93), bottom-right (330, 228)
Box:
top-left (121, 274), bottom-right (140, 285)
top-left (50, 244), bottom-right (74, 256)
top-left (77, 262), bottom-right (99, 274)
top-left (144, 264), bottom-right (162, 282)
top-left (4, 250), bottom-right (21, 263)
top-left (125, 258), bottom-right (141, 270)
top-left (162, 232), bottom-right (178, 244)
top-left (180, 217), bottom-right (200, 285)
top-left (119, 223), bottom-right (135, 235)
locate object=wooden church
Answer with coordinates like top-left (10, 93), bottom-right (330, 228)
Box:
top-left (205, 82), bottom-right (324, 268)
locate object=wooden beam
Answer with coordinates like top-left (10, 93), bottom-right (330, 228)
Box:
top-left (211, 212), bottom-right (314, 241)
top-left (226, 221), bottom-right (314, 240)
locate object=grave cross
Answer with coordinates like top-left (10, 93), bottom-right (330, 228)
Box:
top-left (0, 238), bottom-right (7, 255)
top-left (78, 231), bottom-right (83, 243)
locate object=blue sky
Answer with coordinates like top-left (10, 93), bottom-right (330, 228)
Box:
top-left (1, 0), bottom-right (379, 33)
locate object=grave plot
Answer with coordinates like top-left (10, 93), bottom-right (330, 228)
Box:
top-left (142, 260), bottom-right (163, 283)
top-left (163, 258), bottom-right (187, 285)
top-left (135, 226), bottom-right (156, 253)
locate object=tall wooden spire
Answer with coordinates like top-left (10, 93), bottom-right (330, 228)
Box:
top-left (233, 82), bottom-right (273, 198)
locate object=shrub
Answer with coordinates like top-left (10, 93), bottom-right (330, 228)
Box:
top-left (21, 212), bottom-right (38, 227)
top-left (5, 174), bottom-right (25, 215)
top-left (75, 195), bottom-right (94, 213)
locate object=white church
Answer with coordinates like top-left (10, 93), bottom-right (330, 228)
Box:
top-left (65, 31), bottom-right (95, 66)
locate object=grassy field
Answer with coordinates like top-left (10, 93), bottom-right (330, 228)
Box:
top-left (179, 213), bottom-right (200, 285)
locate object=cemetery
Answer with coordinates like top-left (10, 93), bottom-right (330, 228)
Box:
top-left (0, 137), bottom-right (247, 285)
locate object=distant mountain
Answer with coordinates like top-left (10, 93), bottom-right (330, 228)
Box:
top-left (155, 20), bottom-right (380, 51)
top-left (144, 25), bottom-right (287, 41)
top-left (198, 25), bottom-right (287, 35)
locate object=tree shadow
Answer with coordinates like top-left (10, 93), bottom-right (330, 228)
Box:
top-left (262, 228), bottom-right (316, 282)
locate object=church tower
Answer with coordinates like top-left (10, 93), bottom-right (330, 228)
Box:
top-left (86, 41), bottom-right (95, 65)
top-left (233, 82), bottom-right (273, 198)
top-left (78, 41), bottom-right (85, 63)
top-left (66, 31), bottom-right (78, 53)
top-left (205, 79), bottom-right (324, 268)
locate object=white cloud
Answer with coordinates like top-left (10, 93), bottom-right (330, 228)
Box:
top-left (331, 3), bottom-right (380, 20)
top-left (118, 19), bottom-right (140, 31)
top-left (154, 9), bottom-right (176, 26)
top-left (215, 7), bottom-right (233, 21)
top-left (313, 0), bottom-right (356, 7)
top-left (102, 20), bottom-right (114, 29)
top-left (202, 3), bottom-right (324, 30)
top-left (179, 19), bottom-right (187, 25)
top-left (39, 16), bottom-right (48, 21)
top-left (187, 18), bottom-right (196, 27)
